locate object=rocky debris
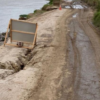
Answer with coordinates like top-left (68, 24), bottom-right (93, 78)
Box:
top-left (0, 32), bottom-right (6, 46)
top-left (19, 14), bottom-right (29, 20)
top-left (26, 45), bottom-right (48, 67)
top-left (0, 33), bottom-right (5, 41)
top-left (53, 0), bottom-right (61, 6)
top-left (45, 6), bottom-right (58, 11)
top-left (0, 47), bottom-right (28, 72)
top-left (19, 17), bottom-right (27, 20)
top-left (0, 69), bottom-right (14, 79)
top-left (0, 9), bottom-right (74, 100)
top-left (42, 4), bottom-right (58, 11)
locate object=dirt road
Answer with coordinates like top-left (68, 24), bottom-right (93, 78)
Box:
top-left (68, 9), bottom-right (100, 100)
top-left (27, 7), bottom-right (100, 100)
top-left (28, 9), bottom-right (76, 100)
top-left (0, 2), bottom-right (100, 100)
top-left (28, 6), bottom-right (100, 100)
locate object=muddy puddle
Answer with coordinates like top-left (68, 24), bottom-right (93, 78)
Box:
top-left (68, 15), bottom-right (100, 100)
top-left (64, 0), bottom-right (88, 10)
top-left (65, 5), bottom-right (84, 9)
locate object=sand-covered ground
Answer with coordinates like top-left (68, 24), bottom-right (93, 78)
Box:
top-left (0, 9), bottom-right (75, 100)
top-left (1, 1), bottom-right (100, 100)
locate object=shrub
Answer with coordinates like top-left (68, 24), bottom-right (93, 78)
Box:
top-left (19, 14), bottom-right (29, 20)
top-left (82, 0), bottom-right (98, 6)
top-left (42, 0), bottom-right (54, 10)
top-left (96, 0), bottom-right (100, 11)
top-left (93, 11), bottom-right (100, 27)
top-left (49, 0), bottom-right (53, 4)
top-left (42, 4), bottom-right (50, 10)
top-left (34, 10), bottom-right (38, 13)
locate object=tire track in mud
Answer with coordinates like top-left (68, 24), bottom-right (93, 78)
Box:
top-left (68, 14), bottom-right (100, 100)
top-left (68, 19), bottom-right (81, 100)
top-left (68, 33), bottom-right (81, 100)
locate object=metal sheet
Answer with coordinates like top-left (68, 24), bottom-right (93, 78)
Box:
top-left (12, 32), bottom-right (34, 43)
top-left (12, 20), bottom-right (36, 33)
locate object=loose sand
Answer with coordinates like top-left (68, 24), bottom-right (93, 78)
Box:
top-left (0, 9), bottom-right (75, 100)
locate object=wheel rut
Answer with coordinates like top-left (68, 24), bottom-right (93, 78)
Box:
top-left (68, 13), bottom-right (100, 100)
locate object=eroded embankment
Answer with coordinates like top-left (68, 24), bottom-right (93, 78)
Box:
top-left (0, 9), bottom-right (75, 100)
top-left (68, 9), bottom-right (100, 100)
top-left (0, 47), bottom-right (29, 79)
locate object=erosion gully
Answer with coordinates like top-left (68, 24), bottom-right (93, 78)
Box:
top-left (68, 12), bottom-right (100, 100)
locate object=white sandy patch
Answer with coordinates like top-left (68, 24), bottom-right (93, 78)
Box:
top-left (64, 0), bottom-right (73, 2)
top-left (72, 5), bottom-right (83, 9)
top-left (73, 13), bottom-right (78, 18)
top-left (65, 6), bottom-right (71, 9)
top-left (65, 4), bottom-right (87, 9)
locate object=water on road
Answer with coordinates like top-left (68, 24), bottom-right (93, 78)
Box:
top-left (68, 14), bottom-right (100, 100)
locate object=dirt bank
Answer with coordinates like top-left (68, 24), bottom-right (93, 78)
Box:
top-left (0, 9), bottom-right (75, 100)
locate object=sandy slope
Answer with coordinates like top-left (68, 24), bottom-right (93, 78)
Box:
top-left (1, 3), bottom-right (100, 100)
top-left (0, 9), bottom-right (75, 100)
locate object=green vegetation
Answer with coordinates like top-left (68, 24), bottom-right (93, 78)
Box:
top-left (19, 0), bottom-right (60, 20)
top-left (42, 0), bottom-right (53, 10)
top-left (93, 0), bottom-right (100, 28)
top-left (82, 0), bottom-right (100, 28)
top-left (34, 10), bottom-right (38, 14)
top-left (19, 14), bottom-right (29, 20)
top-left (82, 0), bottom-right (98, 6)
top-left (42, 0), bottom-right (61, 10)
top-left (42, 4), bottom-right (52, 10)
top-left (96, 0), bottom-right (100, 11)
top-left (93, 11), bottom-right (100, 27)
top-left (49, 0), bottom-right (53, 4)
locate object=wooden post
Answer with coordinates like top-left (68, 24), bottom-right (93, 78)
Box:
top-left (4, 20), bottom-right (11, 46)
top-left (10, 19), bottom-right (12, 42)
top-left (34, 24), bottom-right (38, 46)
top-left (33, 23), bottom-right (38, 47)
